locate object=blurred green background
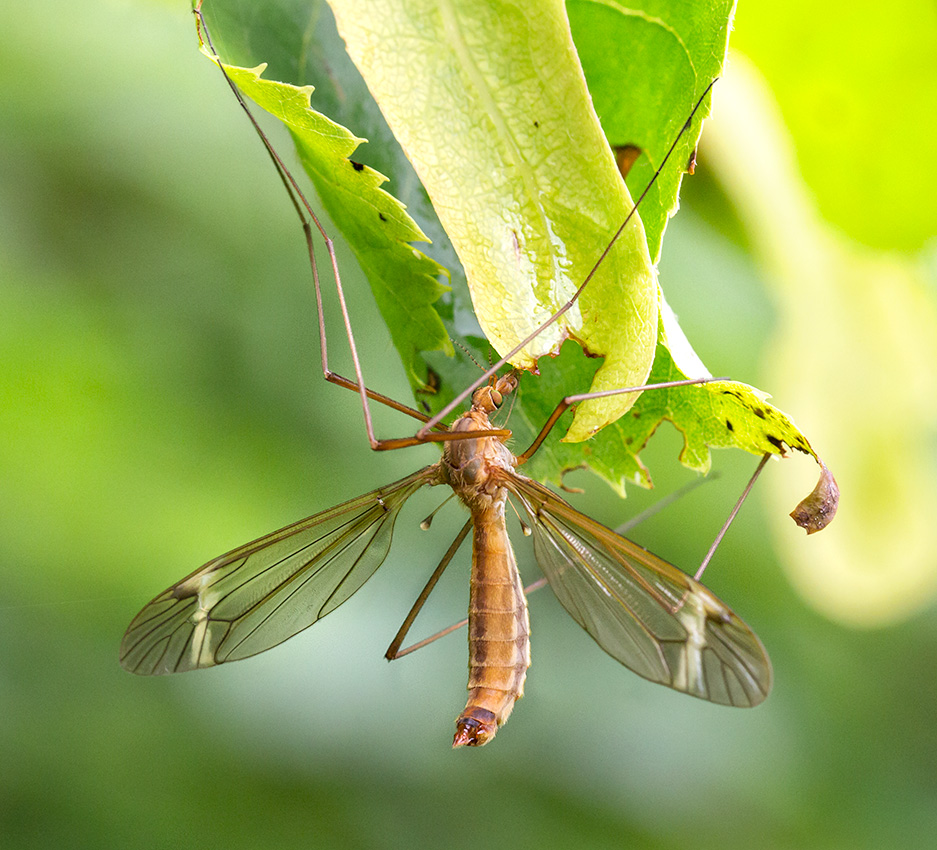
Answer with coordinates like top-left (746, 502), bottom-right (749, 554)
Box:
top-left (2, 1), bottom-right (937, 848)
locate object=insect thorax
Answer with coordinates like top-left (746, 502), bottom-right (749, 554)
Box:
top-left (443, 410), bottom-right (514, 512)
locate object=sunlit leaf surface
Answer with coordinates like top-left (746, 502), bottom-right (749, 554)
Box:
top-left (196, 0), bottom-right (809, 496)
top-left (326, 0), bottom-right (661, 437)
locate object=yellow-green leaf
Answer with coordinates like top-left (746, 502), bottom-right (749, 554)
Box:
top-left (329, 0), bottom-right (659, 437)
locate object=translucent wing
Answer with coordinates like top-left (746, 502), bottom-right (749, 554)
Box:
top-left (120, 466), bottom-right (440, 675)
top-left (501, 471), bottom-right (772, 707)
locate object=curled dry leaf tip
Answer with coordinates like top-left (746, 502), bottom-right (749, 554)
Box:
top-left (790, 461), bottom-right (839, 534)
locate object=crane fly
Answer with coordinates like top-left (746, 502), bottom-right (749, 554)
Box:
top-left (120, 6), bottom-right (773, 747)
top-left (120, 371), bottom-right (771, 745)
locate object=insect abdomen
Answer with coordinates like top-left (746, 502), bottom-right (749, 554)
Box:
top-left (453, 505), bottom-right (530, 748)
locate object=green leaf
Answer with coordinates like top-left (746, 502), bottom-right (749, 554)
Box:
top-left (194, 0), bottom-right (820, 498)
top-left (568, 0), bottom-right (736, 263)
top-left (623, 291), bottom-right (815, 468)
top-left (515, 289), bottom-right (819, 495)
top-left (329, 0), bottom-right (659, 438)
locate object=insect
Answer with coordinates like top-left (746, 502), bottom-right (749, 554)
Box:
top-left (119, 5), bottom-right (773, 747)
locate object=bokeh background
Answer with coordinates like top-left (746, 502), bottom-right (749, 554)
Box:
top-left (2, 1), bottom-right (936, 848)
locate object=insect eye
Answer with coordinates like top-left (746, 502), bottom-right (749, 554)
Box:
top-left (494, 373), bottom-right (519, 398)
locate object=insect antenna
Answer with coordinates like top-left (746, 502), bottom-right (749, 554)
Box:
top-left (452, 338), bottom-right (486, 373)
top-left (451, 338), bottom-right (519, 427)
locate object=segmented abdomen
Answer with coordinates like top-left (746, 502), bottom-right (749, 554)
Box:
top-left (453, 505), bottom-right (530, 748)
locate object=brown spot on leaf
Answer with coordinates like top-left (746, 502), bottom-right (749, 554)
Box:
top-left (417, 366), bottom-right (441, 397)
top-left (559, 464), bottom-right (587, 493)
top-left (615, 144), bottom-right (642, 180)
top-left (686, 146), bottom-right (698, 175)
top-left (351, 160), bottom-right (364, 171)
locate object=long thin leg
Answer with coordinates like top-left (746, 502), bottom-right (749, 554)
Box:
top-left (385, 518), bottom-right (472, 661)
top-left (515, 376), bottom-right (726, 465)
top-left (393, 574), bottom-right (547, 660)
top-left (614, 474), bottom-right (716, 534)
top-left (694, 452), bottom-right (770, 581)
top-left (194, 4), bottom-right (441, 443)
